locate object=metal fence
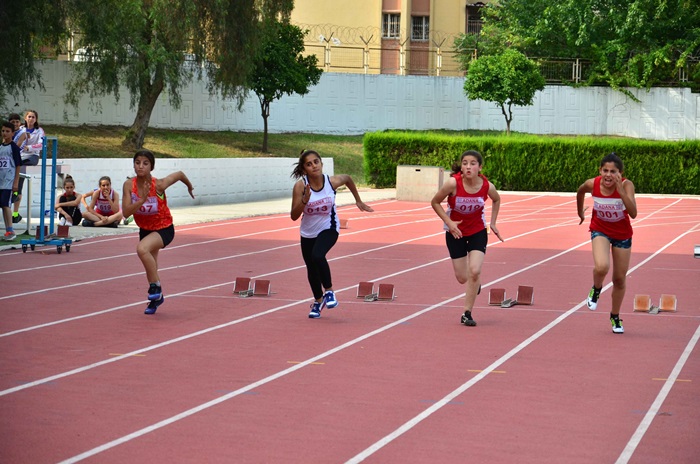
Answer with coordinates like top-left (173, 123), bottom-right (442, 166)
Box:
top-left (302, 41), bottom-right (699, 86)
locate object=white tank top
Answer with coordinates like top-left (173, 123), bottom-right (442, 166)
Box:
top-left (299, 175), bottom-right (339, 238)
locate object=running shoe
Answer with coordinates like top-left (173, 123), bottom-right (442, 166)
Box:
top-left (82, 219), bottom-right (94, 227)
top-left (308, 301), bottom-right (322, 319)
top-left (144, 295), bottom-right (165, 315)
top-left (611, 314), bottom-right (624, 334)
top-left (587, 286), bottom-right (601, 310)
top-left (323, 290), bottom-right (338, 309)
top-left (461, 310), bottom-right (477, 327)
top-left (123, 216), bottom-right (134, 225)
top-left (58, 217), bottom-right (66, 226)
top-left (12, 214), bottom-right (21, 224)
top-left (148, 283), bottom-right (162, 301)
top-left (3, 231), bottom-right (16, 241)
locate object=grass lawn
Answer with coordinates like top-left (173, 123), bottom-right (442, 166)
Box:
top-left (44, 125), bottom-right (367, 185)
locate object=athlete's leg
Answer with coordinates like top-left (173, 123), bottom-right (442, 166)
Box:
top-left (610, 245), bottom-right (632, 316)
top-left (590, 235), bottom-right (611, 288)
top-left (137, 232), bottom-right (164, 284)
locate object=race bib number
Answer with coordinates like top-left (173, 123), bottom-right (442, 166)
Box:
top-left (593, 197), bottom-right (625, 222)
top-left (132, 193), bottom-right (159, 215)
top-left (305, 196), bottom-right (333, 215)
top-left (453, 197), bottom-right (484, 215)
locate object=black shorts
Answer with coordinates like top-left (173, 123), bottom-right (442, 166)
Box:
top-left (139, 224), bottom-right (175, 248)
top-left (445, 228), bottom-right (488, 259)
top-left (0, 189), bottom-right (12, 208)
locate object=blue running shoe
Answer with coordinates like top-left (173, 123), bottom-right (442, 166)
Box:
top-left (148, 283), bottom-right (162, 301)
top-left (323, 290), bottom-right (338, 309)
top-left (308, 301), bottom-right (322, 319)
top-left (145, 295), bottom-right (164, 315)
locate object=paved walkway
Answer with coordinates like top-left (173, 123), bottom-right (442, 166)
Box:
top-left (1, 188), bottom-right (396, 251)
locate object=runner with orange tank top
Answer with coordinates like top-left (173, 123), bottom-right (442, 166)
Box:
top-left (577, 152), bottom-right (637, 334)
top-left (122, 149), bottom-right (195, 315)
top-left (431, 150), bottom-right (503, 327)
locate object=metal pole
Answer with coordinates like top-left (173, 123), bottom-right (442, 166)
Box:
top-left (22, 173), bottom-right (31, 235)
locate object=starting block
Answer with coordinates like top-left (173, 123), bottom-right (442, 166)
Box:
top-left (56, 225), bottom-right (71, 238)
top-left (377, 283), bottom-right (395, 301)
top-left (497, 285), bottom-right (534, 308)
top-left (357, 281), bottom-right (375, 298)
top-left (659, 294), bottom-right (677, 312)
top-left (253, 279), bottom-right (271, 296)
top-left (633, 294), bottom-right (652, 312)
top-left (694, 245), bottom-right (699, 258)
top-left (339, 218), bottom-right (349, 229)
top-left (359, 282), bottom-right (395, 301)
top-left (233, 277), bottom-right (252, 295)
top-left (516, 286), bottom-right (534, 305)
top-left (488, 288), bottom-right (507, 306)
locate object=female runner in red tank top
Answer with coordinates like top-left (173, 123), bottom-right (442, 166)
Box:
top-left (577, 153), bottom-right (637, 334)
top-left (431, 150), bottom-right (503, 327)
top-left (121, 149), bottom-right (195, 315)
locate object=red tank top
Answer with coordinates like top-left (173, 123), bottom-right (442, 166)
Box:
top-left (446, 173), bottom-right (489, 236)
top-left (130, 177), bottom-right (173, 230)
top-left (589, 176), bottom-right (633, 240)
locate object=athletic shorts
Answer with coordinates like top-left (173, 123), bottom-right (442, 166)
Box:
top-left (445, 228), bottom-right (488, 259)
top-left (591, 230), bottom-right (632, 249)
top-left (139, 224), bottom-right (175, 248)
top-left (0, 189), bottom-right (12, 208)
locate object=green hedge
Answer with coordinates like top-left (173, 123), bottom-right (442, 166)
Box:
top-left (363, 131), bottom-right (700, 194)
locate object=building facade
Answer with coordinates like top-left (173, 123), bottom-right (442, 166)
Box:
top-left (291, 0), bottom-right (490, 77)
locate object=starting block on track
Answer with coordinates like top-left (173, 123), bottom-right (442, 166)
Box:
top-left (633, 294), bottom-right (652, 312)
top-left (633, 294), bottom-right (677, 313)
top-left (659, 294), bottom-right (677, 312)
top-left (357, 281), bottom-right (375, 298)
top-left (498, 286), bottom-right (534, 308)
top-left (359, 282), bottom-right (395, 301)
top-left (56, 225), bottom-right (71, 238)
top-left (489, 288), bottom-right (507, 306)
top-left (377, 283), bottom-right (395, 301)
top-left (233, 277), bottom-right (251, 295)
top-left (339, 218), bottom-right (349, 229)
top-left (253, 279), bottom-right (271, 296)
top-left (694, 245), bottom-right (699, 258)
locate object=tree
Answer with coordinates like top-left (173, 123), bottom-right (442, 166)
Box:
top-left (459, 0), bottom-right (700, 93)
top-left (63, 0), bottom-right (293, 150)
top-left (463, 49), bottom-right (545, 135)
top-left (0, 1), bottom-right (69, 109)
top-left (249, 20), bottom-right (322, 152)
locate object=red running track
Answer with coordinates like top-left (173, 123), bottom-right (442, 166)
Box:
top-left (0, 193), bottom-right (699, 463)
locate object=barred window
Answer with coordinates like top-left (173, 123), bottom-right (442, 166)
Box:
top-left (411, 16), bottom-right (429, 41)
top-left (382, 13), bottom-right (400, 39)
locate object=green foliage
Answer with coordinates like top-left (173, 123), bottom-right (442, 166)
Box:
top-left (249, 19), bottom-right (323, 151)
top-left (463, 49), bottom-right (545, 134)
top-left (62, 0), bottom-right (294, 149)
top-left (464, 0), bottom-right (700, 94)
top-left (0, 1), bottom-right (69, 108)
top-left (363, 131), bottom-right (700, 194)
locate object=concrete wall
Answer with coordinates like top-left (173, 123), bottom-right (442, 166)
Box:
top-left (7, 61), bottom-right (699, 141)
top-left (22, 157), bottom-right (333, 218)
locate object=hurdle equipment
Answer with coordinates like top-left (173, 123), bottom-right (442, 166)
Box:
top-left (633, 294), bottom-right (652, 312)
top-left (56, 225), bottom-right (70, 238)
top-left (357, 281), bottom-right (375, 299)
top-left (253, 279), bottom-right (271, 296)
top-left (339, 218), bottom-right (349, 229)
top-left (659, 294), bottom-right (677, 312)
top-left (233, 277), bottom-right (252, 295)
top-left (488, 288), bottom-right (507, 306)
top-left (377, 283), bottom-right (395, 301)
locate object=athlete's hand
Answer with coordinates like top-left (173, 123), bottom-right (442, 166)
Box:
top-left (356, 201), bottom-right (374, 212)
top-left (448, 220), bottom-right (462, 239)
top-left (302, 184), bottom-right (311, 204)
top-left (491, 225), bottom-right (504, 242)
top-left (578, 206), bottom-right (589, 225)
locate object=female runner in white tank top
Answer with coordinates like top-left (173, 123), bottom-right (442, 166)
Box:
top-left (290, 150), bottom-right (374, 319)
